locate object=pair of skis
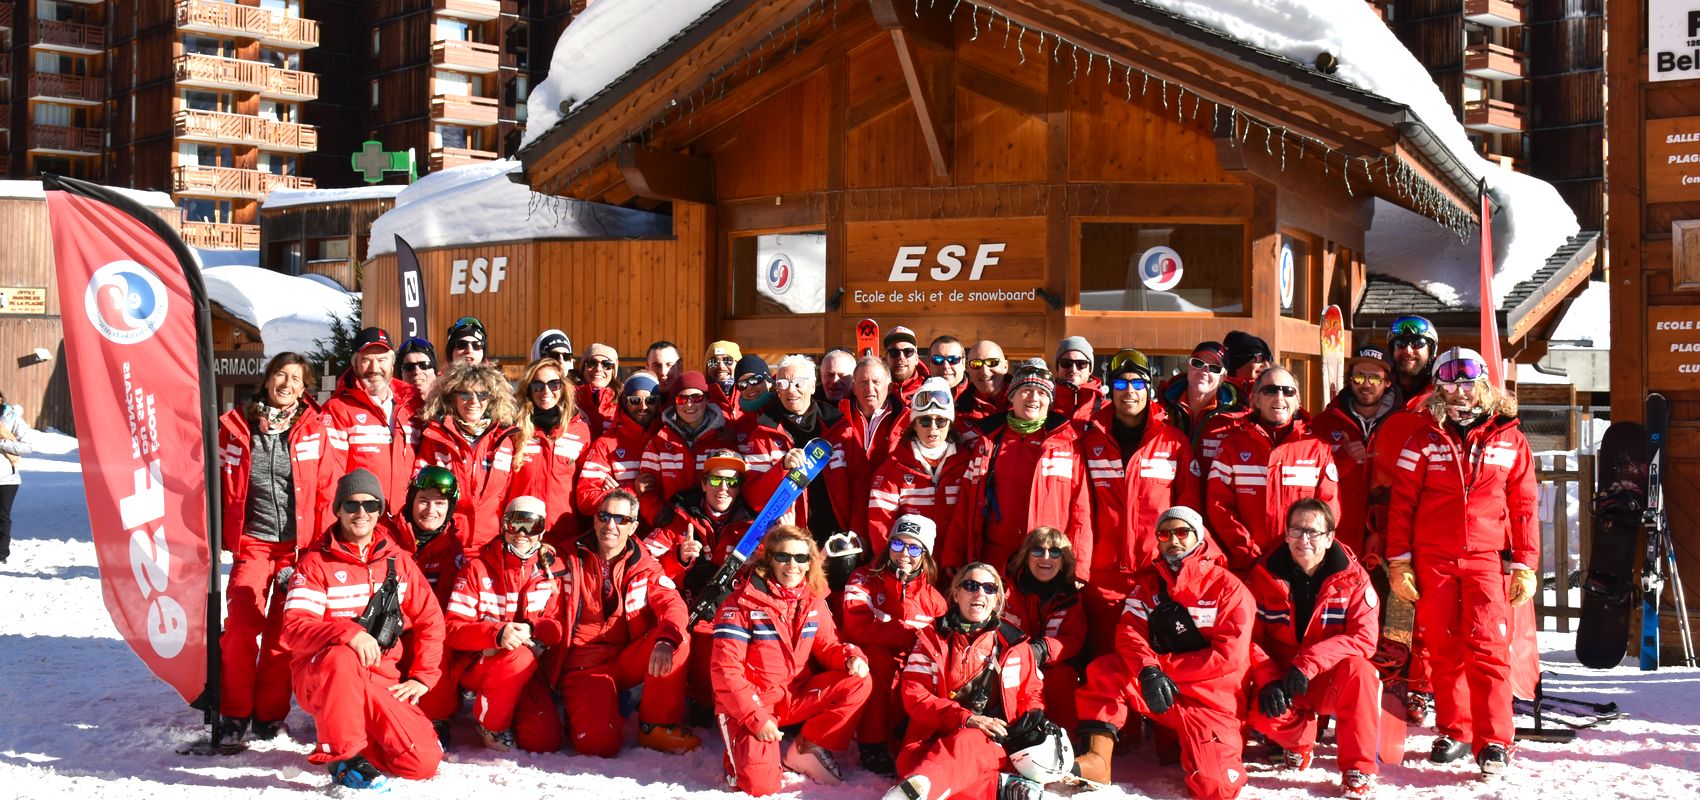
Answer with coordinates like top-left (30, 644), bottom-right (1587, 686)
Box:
top-left (1640, 394), bottom-right (1697, 670)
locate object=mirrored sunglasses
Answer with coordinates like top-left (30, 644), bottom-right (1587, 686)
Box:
top-left (968, 357), bottom-right (1003, 369)
top-left (930, 354), bottom-right (964, 365)
top-left (1188, 357), bottom-right (1226, 375)
top-left (1111, 378), bottom-right (1150, 392)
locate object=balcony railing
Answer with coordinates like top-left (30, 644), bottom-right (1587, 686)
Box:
top-left (431, 39), bottom-right (500, 74)
top-left (31, 20), bottom-right (104, 53)
top-left (31, 125), bottom-right (103, 154)
top-left (434, 0), bottom-right (500, 22)
top-left (175, 0), bottom-right (320, 49)
top-left (1463, 43), bottom-right (1525, 81)
top-left (180, 221), bottom-right (261, 251)
top-left (1464, 0), bottom-right (1526, 28)
top-left (175, 54), bottom-right (265, 92)
top-left (430, 94), bottom-right (498, 127)
top-left (1462, 98), bottom-right (1525, 134)
top-left (429, 146), bottom-right (498, 172)
top-left (175, 109), bottom-right (318, 152)
top-left (261, 66), bottom-right (318, 101)
top-left (174, 165), bottom-right (316, 200)
top-left (29, 73), bottom-right (106, 104)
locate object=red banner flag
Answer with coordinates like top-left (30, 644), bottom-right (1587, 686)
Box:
top-left (1479, 182), bottom-right (1505, 387)
top-left (46, 177), bottom-right (219, 706)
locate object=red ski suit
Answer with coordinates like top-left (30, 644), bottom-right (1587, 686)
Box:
top-left (641, 494), bottom-right (755, 703)
top-left (948, 413), bottom-right (1095, 581)
top-left (1307, 393), bottom-right (1390, 560)
top-left (841, 564), bottom-right (948, 746)
top-left (215, 399), bottom-right (339, 721)
top-left (865, 438), bottom-right (973, 556)
top-left (896, 621), bottom-right (1045, 800)
top-left (954, 383), bottom-right (1008, 430)
top-left (1076, 536), bottom-right (1253, 800)
top-left (384, 514), bottom-right (460, 608)
top-left (639, 406), bottom-right (738, 521)
top-left (323, 373), bottom-right (422, 514)
top-left (574, 412), bottom-right (657, 521)
top-left (1156, 375), bottom-right (1248, 478)
top-left (1205, 416), bottom-right (1341, 573)
top-left (1386, 412), bottom-right (1538, 755)
top-left (1053, 376), bottom-right (1107, 423)
top-left (439, 538), bottom-right (565, 751)
top-left (738, 404), bottom-right (863, 536)
top-left (281, 530), bottom-right (445, 779)
top-left (575, 383), bottom-right (620, 438)
top-left (710, 577), bottom-right (871, 796)
top-left (413, 418), bottom-right (517, 554)
top-left (1247, 545), bottom-right (1382, 775)
top-left (508, 412), bottom-right (593, 546)
top-left (553, 536), bottom-right (691, 757)
top-left (1001, 581), bottom-right (1087, 730)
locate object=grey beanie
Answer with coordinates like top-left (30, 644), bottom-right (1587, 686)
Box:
top-left (1055, 335), bottom-right (1095, 366)
top-left (335, 468), bottom-right (385, 509)
top-left (1157, 505), bottom-right (1206, 535)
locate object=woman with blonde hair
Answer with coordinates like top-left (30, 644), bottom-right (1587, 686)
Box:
top-left (508, 357), bottom-right (593, 546)
top-left (1003, 526), bottom-right (1088, 731)
top-left (415, 362), bottom-right (520, 553)
top-left (711, 525), bottom-right (871, 794)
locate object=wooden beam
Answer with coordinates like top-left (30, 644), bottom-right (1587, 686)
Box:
top-left (867, 0), bottom-right (955, 51)
top-left (890, 28), bottom-right (952, 180)
top-left (617, 143), bottom-right (716, 204)
top-left (957, 63), bottom-right (1047, 117)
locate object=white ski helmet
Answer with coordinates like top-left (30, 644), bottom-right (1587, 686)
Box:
top-left (1008, 725), bottom-right (1075, 784)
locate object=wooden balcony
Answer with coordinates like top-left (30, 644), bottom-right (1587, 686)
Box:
top-left (176, 0), bottom-right (320, 49)
top-left (31, 20), bottom-right (104, 54)
top-left (180, 221), bottom-right (260, 251)
top-left (1464, 43), bottom-right (1525, 81)
top-left (175, 53), bottom-right (265, 92)
top-left (174, 165), bottom-right (315, 200)
top-left (175, 109), bottom-right (318, 152)
top-left (261, 66), bottom-right (318, 101)
top-left (431, 39), bottom-right (500, 74)
top-left (29, 73), bottom-right (106, 104)
top-left (1464, 0), bottom-right (1526, 28)
top-left (429, 146), bottom-right (498, 171)
top-left (434, 0), bottom-right (500, 22)
top-left (1463, 98), bottom-right (1525, 134)
top-left (30, 125), bottom-right (103, 155)
top-left (430, 94), bottom-right (498, 126)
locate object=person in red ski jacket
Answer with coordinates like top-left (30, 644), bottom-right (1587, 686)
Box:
top-left (508, 357), bottom-right (593, 547)
top-left (554, 490), bottom-right (700, 757)
top-left (738, 356), bottom-right (861, 546)
top-left (323, 327), bottom-right (423, 514)
top-left (886, 564), bottom-right (1052, 800)
top-left (574, 371), bottom-right (661, 522)
top-left (1385, 348), bottom-right (1539, 779)
top-left (705, 340), bottom-right (744, 419)
top-left (386, 466), bottom-right (462, 607)
top-left (883, 326), bottom-right (930, 405)
top-left (840, 514), bottom-right (948, 777)
top-left (1051, 335), bottom-right (1106, 423)
top-left (865, 378), bottom-right (974, 556)
top-left (1156, 341), bottom-right (1248, 477)
top-left (281, 469), bottom-right (445, 789)
top-left (947, 361), bottom-right (1094, 582)
top-left (414, 363), bottom-right (519, 555)
top-left (216, 352), bottom-right (338, 741)
top-left (1248, 499), bottom-right (1381, 799)
top-left (1074, 506), bottom-right (1253, 799)
top-left (439, 496), bottom-right (565, 753)
top-left (573, 343), bottom-right (622, 437)
top-left (1206, 367), bottom-right (1341, 574)
top-left (711, 526), bottom-right (871, 795)
top-left (637, 371), bottom-right (738, 518)
top-left (1001, 526), bottom-right (1088, 732)
top-left (1308, 347), bottom-right (1400, 563)
top-left (955, 340), bottom-right (1011, 430)
top-left (1079, 349), bottom-right (1200, 648)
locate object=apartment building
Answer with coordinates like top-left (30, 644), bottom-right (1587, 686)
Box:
top-left (13, 0), bottom-right (109, 183)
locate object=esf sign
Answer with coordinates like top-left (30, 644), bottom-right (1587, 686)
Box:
top-left (1650, 1), bottom-right (1700, 81)
top-left (887, 243), bottom-right (1007, 282)
top-left (448, 256), bottom-right (509, 295)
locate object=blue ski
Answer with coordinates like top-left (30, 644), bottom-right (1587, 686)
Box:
top-left (1640, 393), bottom-right (1668, 670)
top-left (687, 438), bottom-right (833, 624)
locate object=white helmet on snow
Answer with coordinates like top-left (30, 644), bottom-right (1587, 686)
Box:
top-left (1008, 725), bottom-right (1075, 784)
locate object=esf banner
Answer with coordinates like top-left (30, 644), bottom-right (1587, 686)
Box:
top-left (46, 178), bottom-right (213, 706)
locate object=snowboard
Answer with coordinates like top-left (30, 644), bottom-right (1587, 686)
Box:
top-left (1641, 393), bottom-right (1670, 670)
top-left (1370, 575), bottom-right (1414, 764)
top-left (1576, 421), bottom-right (1649, 668)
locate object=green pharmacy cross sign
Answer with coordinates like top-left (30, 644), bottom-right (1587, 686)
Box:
top-left (351, 140), bottom-right (417, 184)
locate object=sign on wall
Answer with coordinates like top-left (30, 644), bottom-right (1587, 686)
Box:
top-left (844, 218), bottom-right (1046, 314)
top-left (0, 286), bottom-right (48, 315)
top-left (1647, 117), bottom-right (1700, 203)
top-left (1646, 305), bottom-right (1700, 389)
top-left (1650, 0), bottom-right (1700, 82)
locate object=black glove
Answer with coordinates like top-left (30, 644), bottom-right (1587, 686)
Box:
top-left (1258, 681), bottom-right (1290, 718)
top-left (1283, 666), bottom-right (1309, 698)
top-left (1138, 666), bottom-right (1177, 715)
top-left (1029, 638), bottom-right (1050, 667)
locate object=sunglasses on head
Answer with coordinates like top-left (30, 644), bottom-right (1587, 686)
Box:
top-left (529, 379), bottom-right (564, 394)
top-left (705, 474), bottom-right (742, 488)
top-left (1350, 372), bottom-right (1386, 387)
top-left (401, 360), bottom-right (434, 373)
top-left (914, 416), bottom-right (951, 429)
top-left (504, 513), bottom-right (545, 535)
top-left (930, 354), bottom-right (963, 365)
top-left (968, 357), bottom-right (1003, 369)
top-left (770, 550), bottom-right (812, 564)
top-left (958, 579), bottom-right (999, 595)
top-left (1155, 526), bottom-right (1195, 541)
top-left (1057, 358), bottom-right (1092, 371)
top-left (1111, 377), bottom-right (1150, 392)
top-left (584, 357), bottom-right (616, 371)
top-left (1188, 357), bottom-right (1226, 374)
top-left (889, 539), bottom-right (926, 558)
top-left (675, 393), bottom-right (706, 406)
top-left (887, 347), bottom-right (917, 359)
top-left (1029, 546), bottom-right (1064, 559)
top-left (454, 390), bottom-right (492, 403)
top-left (1258, 385), bottom-right (1298, 398)
top-left (339, 499), bottom-right (383, 515)
top-left (1435, 358), bottom-right (1488, 384)
top-left (596, 510), bottom-right (637, 526)
top-left (736, 375), bottom-right (770, 389)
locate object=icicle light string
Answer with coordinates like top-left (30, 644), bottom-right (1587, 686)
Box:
top-left (531, 0), bottom-right (1473, 240)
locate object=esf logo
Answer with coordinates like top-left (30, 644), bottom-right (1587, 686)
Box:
top-left (84, 261), bottom-right (168, 345)
top-left (765, 253), bottom-right (794, 296)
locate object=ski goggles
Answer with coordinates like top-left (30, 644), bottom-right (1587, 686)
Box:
top-left (913, 388), bottom-right (953, 415)
top-left (1387, 316), bottom-right (1435, 350)
top-left (890, 539), bottom-right (927, 558)
top-left (1434, 358), bottom-right (1488, 384)
top-left (411, 466), bottom-right (458, 499)
top-left (503, 512), bottom-right (546, 535)
top-left (1110, 378), bottom-right (1150, 393)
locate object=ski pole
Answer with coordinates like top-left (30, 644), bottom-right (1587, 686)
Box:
top-left (1663, 535), bottom-right (1697, 667)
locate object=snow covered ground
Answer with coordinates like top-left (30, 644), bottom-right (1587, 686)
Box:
top-left (3, 432), bottom-right (1698, 799)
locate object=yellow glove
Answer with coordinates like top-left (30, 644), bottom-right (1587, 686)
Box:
top-left (1507, 568), bottom-right (1538, 607)
top-left (1387, 560), bottom-right (1420, 603)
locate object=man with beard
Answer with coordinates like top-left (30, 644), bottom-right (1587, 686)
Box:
top-left (324, 327), bottom-right (422, 513)
top-left (955, 340), bottom-right (1011, 428)
top-left (704, 340), bottom-right (743, 417)
top-left (1309, 347), bottom-right (1398, 561)
top-left (883, 326), bottom-right (928, 404)
top-left (577, 372), bottom-right (664, 523)
top-left (1052, 336), bottom-right (1105, 422)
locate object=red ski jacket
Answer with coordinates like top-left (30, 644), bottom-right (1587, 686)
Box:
top-left (948, 414), bottom-right (1094, 581)
top-left (217, 397), bottom-right (338, 553)
top-left (509, 412), bottom-right (593, 544)
top-left (554, 535), bottom-right (688, 672)
top-left (281, 529), bottom-right (445, 688)
top-left (954, 383), bottom-right (1009, 431)
top-left (383, 513), bottom-right (461, 608)
top-left (900, 619), bottom-right (1044, 746)
top-left (1307, 393), bottom-right (1396, 560)
top-left (444, 538), bottom-right (565, 651)
top-left (1155, 375), bottom-right (1248, 477)
top-left (710, 576), bottom-right (864, 731)
top-left (414, 418), bottom-right (517, 554)
top-left (1053, 377), bottom-right (1107, 424)
top-left (1364, 387), bottom-right (1434, 540)
top-left (575, 412), bottom-right (658, 520)
top-left (865, 438), bottom-right (973, 555)
top-left (1116, 535), bottom-right (1254, 714)
top-left (323, 373), bottom-right (423, 513)
top-left (741, 404), bottom-right (861, 537)
top-left (1001, 583), bottom-right (1088, 668)
top-left (1385, 412), bottom-right (1539, 569)
top-left (575, 383), bottom-right (620, 438)
top-left (639, 406), bottom-right (738, 517)
top-left (641, 493), bottom-right (755, 585)
top-left (841, 564), bottom-right (948, 653)
top-left (836, 396), bottom-right (909, 504)
top-left (1205, 416), bottom-right (1341, 573)
top-left (1246, 544), bottom-right (1379, 687)
top-left (1079, 405), bottom-right (1200, 588)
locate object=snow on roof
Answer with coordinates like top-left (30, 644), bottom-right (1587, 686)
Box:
top-left (365, 160), bottom-right (671, 259)
top-left (1548, 280), bottom-right (1609, 347)
top-left (203, 265), bottom-right (355, 358)
top-left (0, 179), bottom-right (175, 209)
top-left (262, 184), bottom-right (406, 210)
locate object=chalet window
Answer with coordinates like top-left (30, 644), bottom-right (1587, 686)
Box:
top-left (183, 90), bottom-right (235, 113)
top-left (260, 0), bottom-right (301, 18)
top-left (1280, 232), bottom-right (1316, 321)
top-left (258, 153), bottom-right (297, 175)
top-left (34, 52), bottom-right (88, 76)
top-left (179, 143), bottom-right (234, 168)
top-left (181, 198), bottom-right (233, 224)
top-left (260, 100), bottom-right (298, 123)
top-left (34, 103), bottom-right (87, 128)
top-left (183, 35), bottom-right (234, 58)
top-left (729, 231), bottom-right (828, 317)
top-left (435, 125), bottom-right (478, 150)
top-left (259, 47), bottom-right (299, 70)
top-left (1077, 222), bottom-right (1246, 314)
top-left (434, 70), bottom-right (471, 97)
top-left (312, 238), bottom-right (350, 262)
top-left (436, 18), bottom-right (472, 43)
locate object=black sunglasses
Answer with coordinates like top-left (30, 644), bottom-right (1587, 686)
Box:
top-left (584, 358), bottom-right (616, 370)
top-left (770, 550), bottom-right (812, 564)
top-left (596, 511), bottom-right (637, 526)
top-left (624, 395), bottom-right (657, 407)
top-left (529, 379), bottom-right (564, 393)
top-left (1258, 385), bottom-right (1299, 398)
top-left (339, 499), bottom-right (383, 515)
top-left (1029, 546), bottom-right (1064, 559)
top-left (1057, 358), bottom-right (1092, 371)
top-left (914, 416), bottom-right (951, 429)
top-left (401, 361), bottom-right (434, 373)
top-left (958, 579), bottom-right (1000, 595)
top-left (887, 347), bottom-right (917, 358)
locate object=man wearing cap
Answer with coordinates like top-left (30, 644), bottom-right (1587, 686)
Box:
top-left (575, 343), bottom-right (622, 437)
top-left (742, 355), bottom-right (860, 544)
top-left (956, 340), bottom-right (1011, 428)
top-left (1309, 347), bottom-right (1399, 562)
top-left (883, 326), bottom-right (930, 405)
top-left (1078, 349), bottom-right (1201, 650)
top-left (398, 337), bottom-right (439, 399)
top-left (1052, 335), bottom-right (1106, 423)
top-left (1073, 506), bottom-right (1252, 798)
top-left (282, 469), bottom-right (446, 790)
top-left (576, 371), bottom-right (664, 524)
top-left (1205, 367), bottom-right (1341, 574)
top-left (324, 327), bottom-right (424, 513)
top-left (947, 360), bottom-right (1094, 581)
top-left (820, 348), bottom-right (857, 407)
top-left (1157, 341), bottom-right (1248, 477)
top-left (927, 335), bottom-right (968, 392)
top-left (445, 317), bottom-right (487, 366)
top-left (704, 340), bottom-right (743, 417)
top-left (1223, 331), bottom-right (1274, 393)
top-left (1384, 347), bottom-right (1537, 780)
top-left (637, 371), bottom-right (738, 518)
top-left (531, 329), bottom-right (574, 371)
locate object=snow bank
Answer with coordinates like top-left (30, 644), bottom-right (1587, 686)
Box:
top-left (365, 160), bottom-right (671, 259)
top-left (0, 179), bottom-right (175, 209)
top-left (262, 185), bottom-right (405, 210)
top-left (194, 248), bottom-right (260, 268)
top-left (203, 265), bottom-right (355, 357)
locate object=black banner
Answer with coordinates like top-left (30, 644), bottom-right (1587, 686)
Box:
top-left (396, 234), bottom-right (428, 340)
